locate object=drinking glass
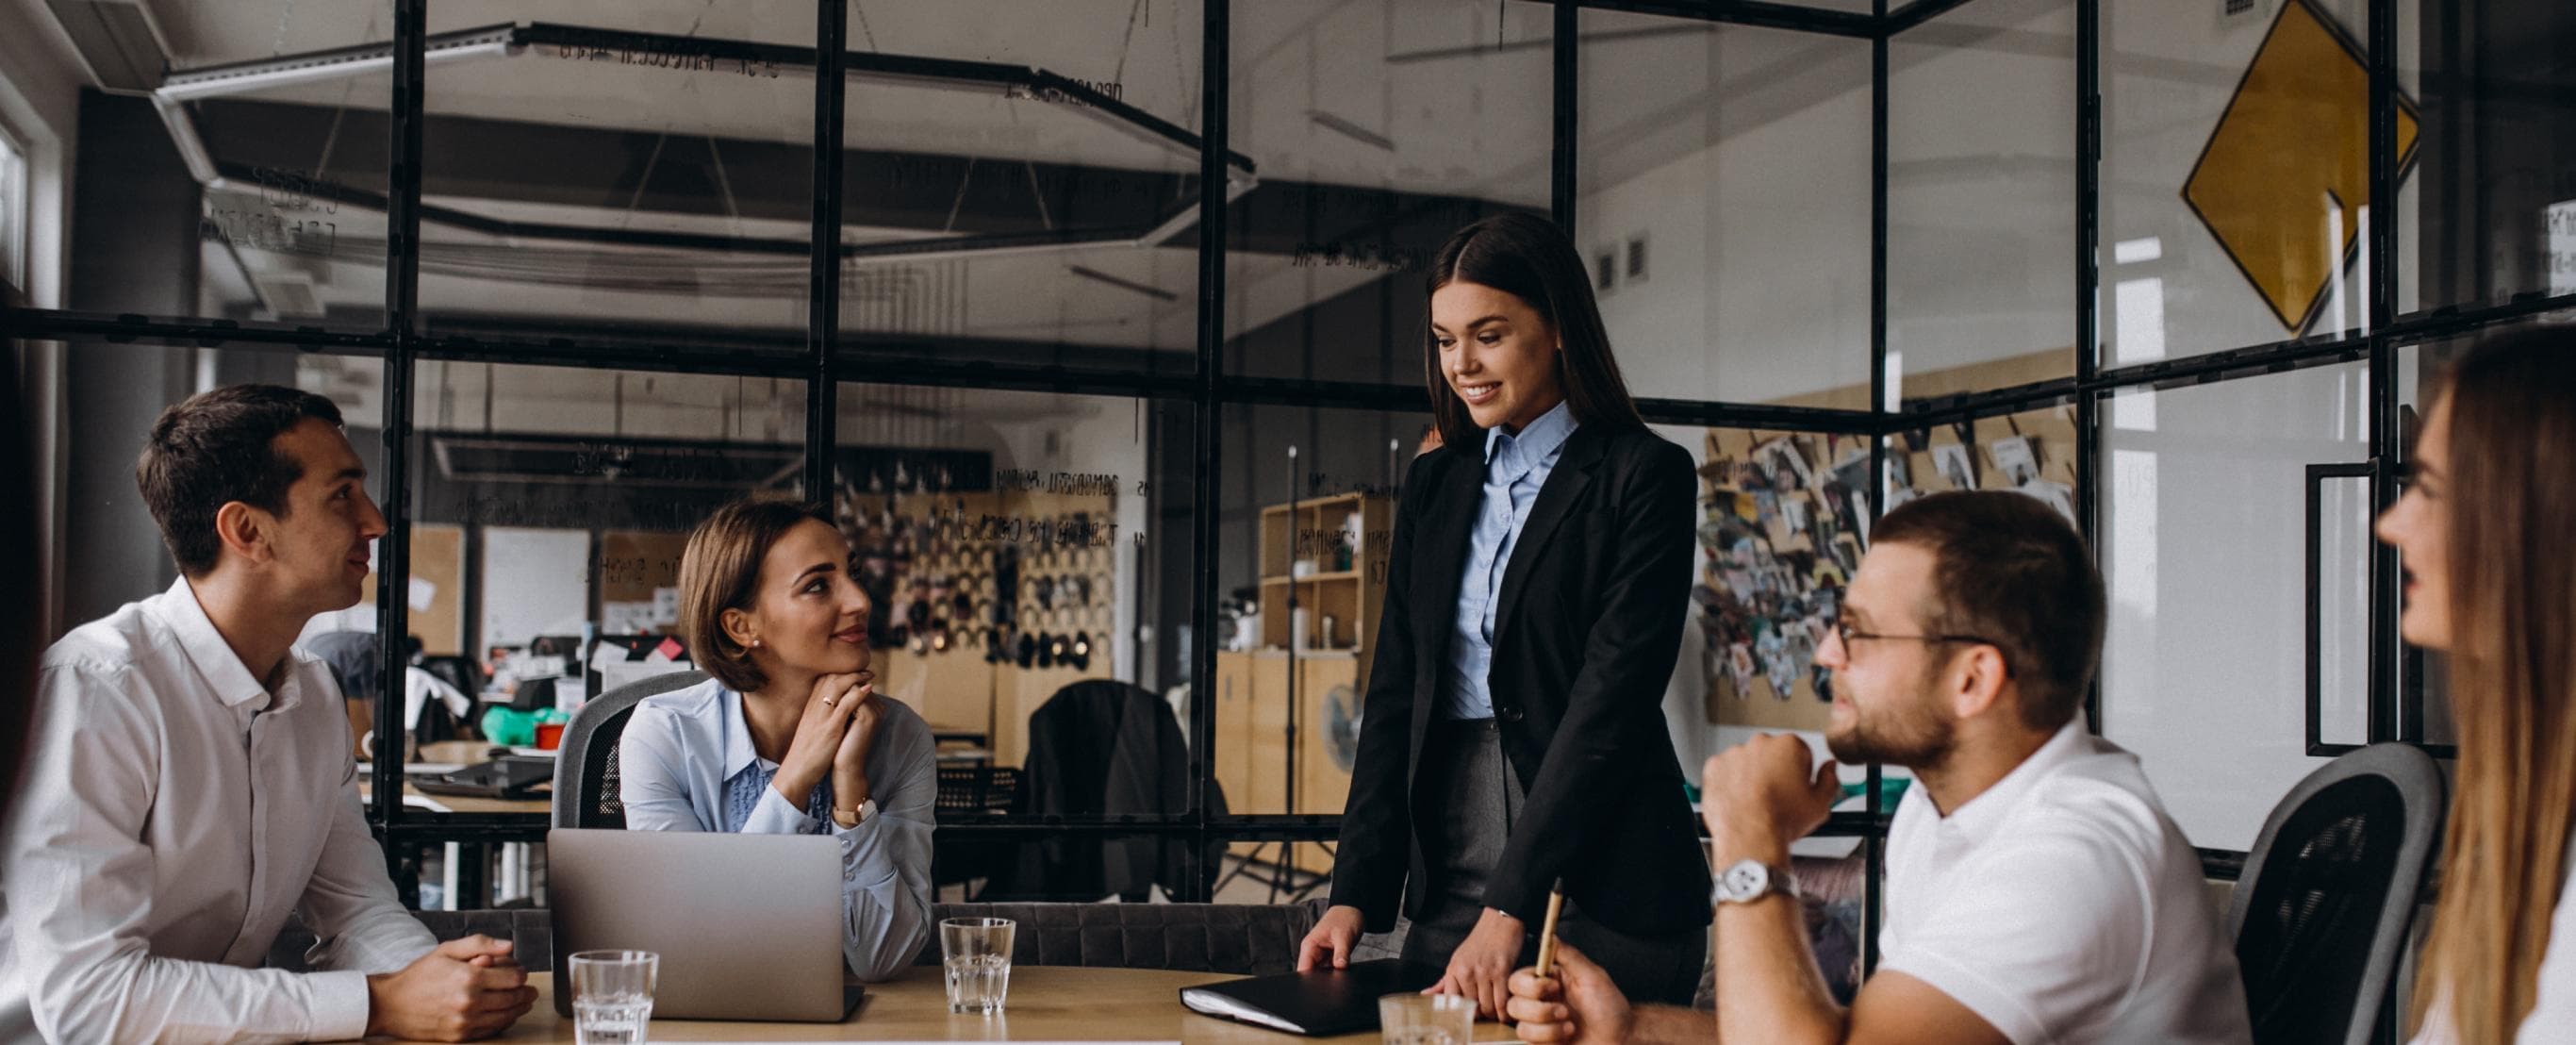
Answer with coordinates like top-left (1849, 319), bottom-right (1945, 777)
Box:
top-left (939, 917), bottom-right (1016, 1014)
top-left (568, 950), bottom-right (658, 1045)
top-left (1379, 992), bottom-right (1474, 1045)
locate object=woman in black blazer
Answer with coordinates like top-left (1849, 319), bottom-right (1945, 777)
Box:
top-left (1296, 213), bottom-right (1711, 1018)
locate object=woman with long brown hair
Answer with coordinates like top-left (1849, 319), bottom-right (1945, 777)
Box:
top-left (2375, 329), bottom-right (2576, 1042)
top-left (1293, 212), bottom-right (1711, 1018)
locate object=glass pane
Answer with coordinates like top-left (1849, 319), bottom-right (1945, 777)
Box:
top-left (1581, 13), bottom-right (1872, 408)
top-left (2099, 359), bottom-right (2371, 851)
top-left (2101, 0), bottom-right (2381, 366)
top-left (416, 5), bottom-right (816, 348)
top-left (377, 361), bottom-right (810, 795)
top-left (2315, 471), bottom-right (2372, 747)
top-left (95, 9), bottom-right (395, 328)
top-left (1889, 0), bottom-right (2078, 399)
top-left (826, 386), bottom-right (1196, 820)
top-left (2398, 0), bottom-right (2576, 314)
top-left (1225, 0), bottom-right (1552, 387)
top-left (837, 0), bottom-right (1204, 375)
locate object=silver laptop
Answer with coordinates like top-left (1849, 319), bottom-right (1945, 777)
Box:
top-left (548, 828), bottom-right (864, 1022)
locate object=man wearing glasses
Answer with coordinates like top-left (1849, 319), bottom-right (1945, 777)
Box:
top-left (1509, 490), bottom-right (2253, 1044)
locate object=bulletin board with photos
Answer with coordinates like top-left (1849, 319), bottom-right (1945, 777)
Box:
top-left (1698, 405), bottom-right (2079, 732)
top-left (1698, 429), bottom-right (1875, 731)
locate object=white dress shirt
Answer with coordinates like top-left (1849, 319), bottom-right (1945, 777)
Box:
top-left (1878, 722), bottom-right (2254, 1044)
top-left (616, 677), bottom-right (936, 982)
top-left (0, 579), bottom-right (438, 1044)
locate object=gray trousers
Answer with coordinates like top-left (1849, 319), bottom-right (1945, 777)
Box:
top-left (1399, 718), bottom-right (1707, 1006)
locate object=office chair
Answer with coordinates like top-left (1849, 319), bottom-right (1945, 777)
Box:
top-left (2226, 742), bottom-right (2444, 1045)
top-left (550, 670), bottom-right (706, 829)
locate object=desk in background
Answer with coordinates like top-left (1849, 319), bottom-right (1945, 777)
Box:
top-left (435, 966), bottom-right (1518, 1044)
top-left (358, 740), bottom-right (554, 908)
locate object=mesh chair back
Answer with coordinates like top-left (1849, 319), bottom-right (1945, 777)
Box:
top-left (551, 671), bottom-right (706, 829)
top-left (2227, 742), bottom-right (2443, 1045)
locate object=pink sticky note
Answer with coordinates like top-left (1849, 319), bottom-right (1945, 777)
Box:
top-left (653, 637), bottom-right (685, 662)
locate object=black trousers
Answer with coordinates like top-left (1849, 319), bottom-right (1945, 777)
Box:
top-left (1399, 718), bottom-right (1706, 1006)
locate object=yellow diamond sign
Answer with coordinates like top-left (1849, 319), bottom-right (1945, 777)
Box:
top-left (2182, 0), bottom-right (2419, 331)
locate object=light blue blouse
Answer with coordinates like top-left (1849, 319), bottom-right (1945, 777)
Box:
top-left (617, 677), bottom-right (936, 981)
top-left (1442, 399), bottom-right (1577, 720)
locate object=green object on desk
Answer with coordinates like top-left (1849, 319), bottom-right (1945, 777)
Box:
top-left (480, 705), bottom-right (568, 748)
top-left (1840, 777), bottom-right (1911, 808)
top-left (1682, 776), bottom-right (1910, 808)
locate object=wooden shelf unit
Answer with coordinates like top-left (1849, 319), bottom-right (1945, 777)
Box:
top-left (1220, 491), bottom-right (1394, 875)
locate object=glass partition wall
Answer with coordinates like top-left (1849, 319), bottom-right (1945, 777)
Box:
top-left (20, 0), bottom-right (2568, 930)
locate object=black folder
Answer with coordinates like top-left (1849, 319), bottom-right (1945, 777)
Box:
top-left (1178, 959), bottom-right (1446, 1036)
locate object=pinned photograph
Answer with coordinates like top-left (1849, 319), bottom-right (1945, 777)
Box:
top-left (1728, 642), bottom-right (1757, 696)
top-left (1991, 436), bottom-right (2041, 487)
top-left (1758, 437), bottom-right (1819, 491)
top-left (1931, 443), bottom-right (1977, 490)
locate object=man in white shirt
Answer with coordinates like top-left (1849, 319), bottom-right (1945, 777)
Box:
top-left (0, 384), bottom-right (538, 1043)
top-left (1508, 490), bottom-right (2252, 1045)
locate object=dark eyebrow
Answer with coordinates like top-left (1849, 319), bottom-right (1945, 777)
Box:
top-left (794, 562), bottom-right (837, 584)
top-left (333, 467), bottom-right (367, 484)
top-left (1431, 314), bottom-right (1510, 335)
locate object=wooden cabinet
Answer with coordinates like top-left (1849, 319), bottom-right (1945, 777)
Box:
top-left (1214, 650), bottom-right (1362, 873)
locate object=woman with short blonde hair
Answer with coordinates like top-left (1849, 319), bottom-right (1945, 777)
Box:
top-left (619, 498), bottom-right (935, 982)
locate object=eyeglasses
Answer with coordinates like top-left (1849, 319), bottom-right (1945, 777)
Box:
top-left (1830, 619), bottom-right (2009, 671)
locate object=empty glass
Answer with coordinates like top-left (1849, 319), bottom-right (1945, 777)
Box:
top-left (939, 917), bottom-right (1016, 1014)
top-left (568, 950), bottom-right (659, 1045)
top-left (1379, 992), bottom-right (1474, 1045)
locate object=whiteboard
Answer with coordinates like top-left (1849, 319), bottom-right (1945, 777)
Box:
top-left (479, 526), bottom-right (590, 650)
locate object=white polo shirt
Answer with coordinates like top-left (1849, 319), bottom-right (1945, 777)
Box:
top-left (1878, 722), bottom-right (2254, 1045)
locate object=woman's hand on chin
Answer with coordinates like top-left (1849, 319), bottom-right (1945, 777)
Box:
top-left (774, 672), bottom-right (864, 801)
top-left (831, 671), bottom-right (882, 804)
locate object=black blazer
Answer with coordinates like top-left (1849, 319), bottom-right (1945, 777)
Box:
top-left (1329, 423), bottom-right (1712, 937)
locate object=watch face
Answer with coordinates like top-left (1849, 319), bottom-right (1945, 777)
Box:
top-left (1723, 861), bottom-right (1769, 900)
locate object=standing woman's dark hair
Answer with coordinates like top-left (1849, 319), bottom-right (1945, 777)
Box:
top-left (1424, 212), bottom-right (1644, 450)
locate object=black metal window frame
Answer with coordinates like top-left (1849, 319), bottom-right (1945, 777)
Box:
top-left (11, 0), bottom-right (2568, 905)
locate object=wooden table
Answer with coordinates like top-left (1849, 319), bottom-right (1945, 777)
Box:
top-left (453, 967), bottom-right (1518, 1043)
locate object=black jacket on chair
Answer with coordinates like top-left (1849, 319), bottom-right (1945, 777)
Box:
top-left (991, 680), bottom-right (1223, 901)
top-left (1328, 423), bottom-right (1713, 937)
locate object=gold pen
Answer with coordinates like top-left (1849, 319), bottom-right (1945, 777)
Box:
top-left (1533, 882), bottom-right (1567, 978)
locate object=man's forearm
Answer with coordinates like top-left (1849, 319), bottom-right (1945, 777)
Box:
top-left (1713, 891), bottom-right (1847, 1045)
top-left (1710, 829), bottom-right (1847, 1045)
